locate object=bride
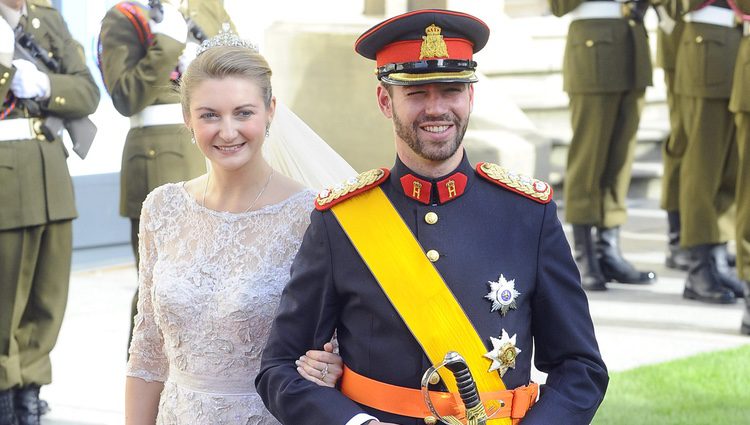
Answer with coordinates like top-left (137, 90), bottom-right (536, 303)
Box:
top-left (125, 29), bottom-right (354, 424)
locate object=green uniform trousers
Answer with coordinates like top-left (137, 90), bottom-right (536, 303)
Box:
top-left (657, 18), bottom-right (685, 212)
top-left (0, 220), bottom-right (71, 390)
top-left (735, 113), bottom-right (750, 281)
top-left (565, 89), bottom-right (644, 227)
top-left (679, 96), bottom-right (738, 247)
top-left (661, 69), bottom-right (686, 212)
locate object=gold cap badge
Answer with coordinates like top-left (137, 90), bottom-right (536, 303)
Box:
top-left (419, 24), bottom-right (449, 60)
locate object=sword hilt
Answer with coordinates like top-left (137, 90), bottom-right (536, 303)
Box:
top-left (421, 352), bottom-right (488, 425)
top-left (443, 352), bottom-right (482, 412)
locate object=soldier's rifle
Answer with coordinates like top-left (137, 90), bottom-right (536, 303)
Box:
top-left (13, 27), bottom-right (97, 159)
top-left (149, 0), bottom-right (208, 43)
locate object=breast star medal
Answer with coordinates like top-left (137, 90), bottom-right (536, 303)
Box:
top-left (484, 329), bottom-right (521, 377)
top-left (485, 274), bottom-right (520, 316)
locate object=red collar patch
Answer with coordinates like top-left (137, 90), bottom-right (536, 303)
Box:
top-left (400, 174), bottom-right (432, 204)
top-left (399, 172), bottom-right (468, 204)
top-left (437, 172), bottom-right (467, 204)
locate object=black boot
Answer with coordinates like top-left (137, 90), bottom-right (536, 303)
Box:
top-left (14, 385), bottom-right (40, 425)
top-left (665, 211), bottom-right (690, 271)
top-left (596, 227), bottom-right (656, 284)
top-left (713, 244), bottom-right (746, 298)
top-left (0, 388), bottom-right (19, 425)
top-left (683, 245), bottom-right (736, 304)
top-left (742, 283), bottom-right (750, 335)
top-left (572, 225), bottom-right (607, 291)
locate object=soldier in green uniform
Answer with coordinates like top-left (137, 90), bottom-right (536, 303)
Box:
top-left (655, 0), bottom-right (691, 271)
top-left (97, 0), bottom-right (233, 352)
top-left (730, 0), bottom-right (750, 333)
top-left (0, 0), bottom-right (100, 423)
top-left (674, 0), bottom-right (744, 304)
top-left (549, 0), bottom-right (656, 291)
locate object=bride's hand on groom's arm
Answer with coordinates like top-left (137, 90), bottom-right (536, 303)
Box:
top-left (295, 341), bottom-right (343, 388)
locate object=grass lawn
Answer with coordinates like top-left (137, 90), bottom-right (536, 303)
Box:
top-left (592, 344), bottom-right (750, 425)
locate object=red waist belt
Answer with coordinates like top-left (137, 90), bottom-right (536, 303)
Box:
top-left (340, 365), bottom-right (539, 423)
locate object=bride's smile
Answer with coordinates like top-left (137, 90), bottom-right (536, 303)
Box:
top-left (214, 142), bottom-right (247, 153)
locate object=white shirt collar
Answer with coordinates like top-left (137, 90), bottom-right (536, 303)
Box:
top-left (0, 1), bottom-right (27, 30)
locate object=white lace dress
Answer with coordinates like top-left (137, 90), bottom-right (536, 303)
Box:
top-left (126, 183), bottom-right (315, 425)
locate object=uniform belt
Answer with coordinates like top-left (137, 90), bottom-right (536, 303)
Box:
top-left (684, 6), bottom-right (739, 28)
top-left (129, 103), bottom-right (184, 128)
top-left (0, 117), bottom-right (44, 141)
top-left (569, 2), bottom-right (623, 20)
top-left (340, 366), bottom-right (538, 424)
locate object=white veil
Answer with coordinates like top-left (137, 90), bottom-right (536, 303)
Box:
top-left (263, 102), bottom-right (357, 191)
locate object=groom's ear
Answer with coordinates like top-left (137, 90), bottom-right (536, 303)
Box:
top-left (376, 84), bottom-right (393, 119)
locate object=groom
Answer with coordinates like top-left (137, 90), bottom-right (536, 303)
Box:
top-left (257, 9), bottom-right (608, 425)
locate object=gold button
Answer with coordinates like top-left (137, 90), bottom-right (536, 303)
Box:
top-left (428, 373), bottom-right (440, 385)
top-left (696, 35), bottom-right (703, 43)
top-left (0, 78), bottom-right (5, 85)
top-left (628, 19), bottom-right (636, 27)
top-left (424, 416), bottom-right (437, 425)
top-left (3, 72), bottom-right (9, 78)
top-left (585, 40), bottom-right (593, 47)
top-left (148, 149), bottom-right (157, 157)
top-left (59, 97), bottom-right (66, 105)
top-left (425, 212), bottom-right (438, 225)
top-left (426, 250), bottom-right (439, 262)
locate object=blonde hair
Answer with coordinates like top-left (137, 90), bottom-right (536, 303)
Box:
top-left (180, 46), bottom-right (273, 118)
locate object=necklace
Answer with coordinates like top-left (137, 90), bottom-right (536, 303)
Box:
top-left (202, 170), bottom-right (274, 213)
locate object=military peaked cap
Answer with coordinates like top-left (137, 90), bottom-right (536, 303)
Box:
top-left (355, 9), bottom-right (490, 85)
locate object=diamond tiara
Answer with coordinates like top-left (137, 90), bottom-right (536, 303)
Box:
top-left (196, 23), bottom-right (258, 56)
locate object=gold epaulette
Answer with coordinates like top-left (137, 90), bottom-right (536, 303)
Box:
top-left (475, 162), bottom-right (552, 204)
top-left (314, 168), bottom-right (390, 211)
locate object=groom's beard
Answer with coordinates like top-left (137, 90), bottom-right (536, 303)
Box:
top-left (392, 109), bottom-right (467, 162)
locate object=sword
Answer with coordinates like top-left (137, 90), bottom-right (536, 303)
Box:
top-left (421, 351), bottom-right (488, 425)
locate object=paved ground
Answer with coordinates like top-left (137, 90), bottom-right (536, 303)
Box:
top-left (39, 199), bottom-right (749, 425)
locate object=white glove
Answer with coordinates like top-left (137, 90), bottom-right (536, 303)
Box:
top-left (0, 18), bottom-right (14, 68)
top-left (177, 41), bottom-right (199, 74)
top-left (10, 59), bottom-right (51, 99)
top-left (149, 3), bottom-right (188, 44)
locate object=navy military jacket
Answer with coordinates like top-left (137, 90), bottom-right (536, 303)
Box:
top-left (257, 153), bottom-right (608, 424)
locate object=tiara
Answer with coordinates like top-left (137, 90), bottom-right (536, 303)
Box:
top-left (196, 23), bottom-right (258, 56)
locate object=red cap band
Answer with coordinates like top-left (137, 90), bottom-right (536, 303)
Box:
top-left (376, 38), bottom-right (474, 68)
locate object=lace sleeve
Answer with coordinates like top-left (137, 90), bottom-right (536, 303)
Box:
top-left (126, 191), bottom-right (169, 382)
